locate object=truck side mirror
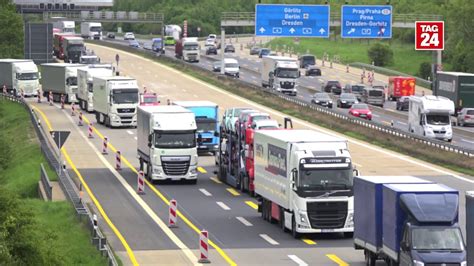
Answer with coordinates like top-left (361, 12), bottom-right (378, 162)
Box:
top-left (197, 133), bottom-right (202, 143)
top-left (401, 242), bottom-right (410, 251)
top-left (291, 168), bottom-right (298, 191)
top-left (353, 168), bottom-right (360, 177)
top-left (148, 134), bottom-right (152, 147)
top-left (214, 131), bottom-right (219, 137)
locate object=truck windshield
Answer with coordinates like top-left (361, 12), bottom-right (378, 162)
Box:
top-left (369, 90), bottom-right (383, 97)
top-left (302, 57), bottom-right (315, 65)
top-left (16, 72), bottom-right (38, 80)
top-left (299, 168), bottom-right (353, 190)
top-left (426, 114), bottom-right (450, 125)
top-left (68, 45), bottom-right (83, 52)
top-left (81, 57), bottom-right (99, 64)
top-left (412, 228), bottom-right (465, 251)
top-left (275, 68), bottom-right (299, 79)
top-left (225, 63), bottom-right (239, 68)
top-left (154, 131), bottom-right (196, 149)
top-left (90, 27), bottom-right (102, 32)
top-left (87, 82), bottom-right (93, 92)
top-left (196, 119), bottom-right (217, 132)
top-left (66, 77), bottom-right (77, 86)
top-left (112, 89), bottom-right (138, 104)
top-left (184, 44), bottom-right (199, 50)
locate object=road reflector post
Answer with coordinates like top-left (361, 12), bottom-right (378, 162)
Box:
top-left (115, 150), bottom-right (121, 171)
top-left (71, 102), bottom-right (76, 116)
top-left (61, 94), bottom-right (65, 109)
top-left (102, 137), bottom-right (108, 155)
top-left (137, 170), bottom-right (145, 194)
top-left (88, 123), bottom-right (94, 138)
top-left (37, 89), bottom-right (41, 103)
top-left (168, 199), bottom-right (178, 228)
top-left (346, 64), bottom-right (349, 73)
top-left (48, 92), bottom-right (53, 106)
top-left (330, 60), bottom-right (333, 68)
top-left (78, 112), bottom-right (83, 126)
top-left (198, 230), bottom-right (211, 263)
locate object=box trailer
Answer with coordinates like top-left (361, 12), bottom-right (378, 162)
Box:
top-left (77, 64), bottom-right (114, 112)
top-left (40, 63), bottom-right (84, 103)
top-left (388, 76), bottom-right (416, 101)
top-left (435, 71), bottom-right (474, 112)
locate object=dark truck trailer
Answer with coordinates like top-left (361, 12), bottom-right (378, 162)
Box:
top-left (354, 178), bottom-right (467, 266)
top-left (435, 71), bottom-right (474, 112)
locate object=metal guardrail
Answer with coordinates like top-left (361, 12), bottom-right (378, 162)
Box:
top-left (40, 163), bottom-right (53, 201)
top-left (42, 11), bottom-right (164, 23)
top-left (350, 62), bottom-right (433, 89)
top-left (0, 93), bottom-right (118, 266)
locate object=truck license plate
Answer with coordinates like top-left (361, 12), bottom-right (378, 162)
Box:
top-left (321, 229), bottom-right (336, 233)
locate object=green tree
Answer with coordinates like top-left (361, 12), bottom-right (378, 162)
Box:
top-left (367, 43), bottom-right (393, 67)
top-left (0, 1), bottom-right (24, 58)
top-left (418, 62), bottom-right (432, 80)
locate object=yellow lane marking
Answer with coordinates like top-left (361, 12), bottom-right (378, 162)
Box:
top-left (197, 166), bottom-right (207, 173)
top-left (32, 106), bottom-right (139, 266)
top-left (226, 188), bottom-right (240, 196)
top-left (77, 115), bottom-right (237, 266)
top-left (326, 254), bottom-right (349, 266)
top-left (302, 238), bottom-right (317, 245)
top-left (245, 201), bottom-right (258, 210)
top-left (210, 177), bottom-right (223, 184)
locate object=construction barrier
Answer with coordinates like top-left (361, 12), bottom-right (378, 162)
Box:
top-left (137, 171), bottom-right (145, 194)
top-left (102, 136), bottom-right (108, 155)
top-left (37, 89), bottom-right (41, 103)
top-left (78, 112), bottom-right (83, 126)
top-left (88, 123), bottom-right (94, 138)
top-left (71, 102), bottom-right (76, 116)
top-left (198, 230), bottom-right (210, 263)
top-left (49, 92), bottom-right (53, 106)
top-left (115, 150), bottom-right (121, 171)
top-left (61, 94), bottom-right (65, 109)
top-left (168, 199), bottom-right (177, 228)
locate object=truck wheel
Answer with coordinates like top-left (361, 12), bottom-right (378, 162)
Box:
top-left (105, 116), bottom-right (111, 128)
top-left (95, 113), bottom-right (101, 124)
top-left (364, 251), bottom-right (376, 266)
top-left (261, 199), bottom-right (267, 220)
top-left (280, 208), bottom-right (288, 232)
top-left (291, 214), bottom-right (301, 239)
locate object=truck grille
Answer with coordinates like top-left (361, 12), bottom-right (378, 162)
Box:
top-left (117, 108), bottom-right (135, 113)
top-left (201, 137), bottom-right (212, 143)
top-left (161, 157), bottom-right (190, 176)
top-left (307, 201), bottom-right (348, 229)
top-left (280, 81), bottom-right (295, 89)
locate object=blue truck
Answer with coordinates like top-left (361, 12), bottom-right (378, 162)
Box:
top-left (354, 177), bottom-right (467, 266)
top-left (173, 101), bottom-right (219, 154)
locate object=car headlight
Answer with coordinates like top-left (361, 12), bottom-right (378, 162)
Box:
top-left (329, 100), bottom-right (333, 103)
top-left (190, 167), bottom-right (197, 175)
top-left (153, 167), bottom-right (162, 175)
top-left (460, 261), bottom-right (466, 266)
top-left (355, 101), bottom-right (359, 103)
top-left (346, 213), bottom-right (354, 227)
top-left (368, 111), bottom-right (372, 115)
top-left (353, 111), bottom-right (359, 114)
top-left (298, 211), bottom-right (308, 225)
top-left (341, 100), bottom-right (347, 103)
top-left (315, 100), bottom-right (320, 103)
top-left (413, 260), bottom-right (424, 266)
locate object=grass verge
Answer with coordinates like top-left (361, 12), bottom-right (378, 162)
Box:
top-left (89, 41), bottom-right (474, 177)
top-left (267, 37), bottom-right (432, 77)
top-left (0, 99), bottom-right (108, 265)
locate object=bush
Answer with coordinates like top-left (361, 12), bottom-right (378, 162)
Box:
top-left (418, 62), bottom-right (432, 80)
top-left (367, 43), bottom-right (394, 66)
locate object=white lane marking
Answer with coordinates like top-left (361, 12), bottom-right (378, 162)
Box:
top-left (371, 113), bottom-right (380, 118)
top-left (126, 130), bottom-right (134, 135)
top-left (216, 201), bottom-right (231, 210)
top-left (259, 234), bottom-right (279, 245)
top-left (288, 255), bottom-right (308, 266)
top-left (461, 138), bottom-right (474, 144)
top-left (199, 188), bottom-right (212, 197)
top-left (61, 107), bottom-right (198, 263)
top-left (398, 121), bottom-right (408, 125)
top-left (90, 44), bottom-right (474, 184)
top-left (134, 136), bottom-right (137, 140)
top-left (236, 216), bottom-right (253, 226)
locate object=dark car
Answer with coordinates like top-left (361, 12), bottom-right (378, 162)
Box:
top-left (311, 92), bottom-right (333, 108)
top-left (305, 65), bottom-right (322, 76)
top-left (396, 96), bottom-right (410, 111)
top-left (337, 93), bottom-right (358, 108)
top-left (128, 40), bottom-right (140, 48)
top-left (258, 48), bottom-right (271, 58)
top-left (212, 61), bottom-right (221, 72)
top-left (298, 54), bottom-right (316, 68)
top-left (344, 84), bottom-right (366, 100)
top-left (106, 32), bottom-right (115, 39)
top-left (324, 80), bottom-right (342, 94)
top-left (224, 44), bottom-right (235, 53)
top-left (250, 46), bottom-right (261, 55)
top-left (206, 45), bottom-right (217, 55)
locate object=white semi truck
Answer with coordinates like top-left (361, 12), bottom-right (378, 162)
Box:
top-left (0, 59), bottom-right (39, 96)
top-left (137, 106), bottom-right (198, 183)
top-left (80, 22), bottom-right (103, 40)
top-left (93, 76), bottom-right (139, 127)
top-left (261, 56), bottom-right (300, 96)
top-left (40, 63), bottom-right (84, 103)
top-left (53, 20), bottom-right (75, 33)
top-left (254, 129), bottom-right (356, 238)
top-left (77, 64), bottom-right (114, 112)
top-left (408, 95), bottom-right (455, 142)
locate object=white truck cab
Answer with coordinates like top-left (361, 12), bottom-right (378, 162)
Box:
top-left (408, 95), bottom-right (455, 142)
top-left (137, 106), bottom-right (198, 183)
top-left (261, 56), bottom-right (300, 96)
top-left (81, 22), bottom-right (102, 40)
top-left (0, 59), bottom-right (39, 96)
top-left (183, 37), bottom-right (200, 62)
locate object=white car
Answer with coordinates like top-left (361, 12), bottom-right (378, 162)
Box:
top-left (208, 34), bottom-right (217, 40)
top-left (124, 32), bottom-right (135, 40)
top-left (205, 38), bottom-right (216, 47)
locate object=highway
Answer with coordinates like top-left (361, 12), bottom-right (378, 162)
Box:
top-left (102, 37), bottom-right (474, 149)
top-left (30, 42), bottom-right (474, 265)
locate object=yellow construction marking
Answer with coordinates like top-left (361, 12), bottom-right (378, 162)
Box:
top-left (32, 106), bottom-right (139, 266)
top-left (326, 254), bottom-right (349, 266)
top-left (77, 116), bottom-right (237, 266)
top-left (245, 201), bottom-right (258, 210)
top-left (197, 166), bottom-right (207, 173)
top-left (210, 177), bottom-right (222, 184)
top-left (302, 238), bottom-right (317, 245)
top-left (226, 188), bottom-right (240, 196)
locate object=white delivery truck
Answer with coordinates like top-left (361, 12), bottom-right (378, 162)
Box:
top-left (53, 20), bottom-right (75, 33)
top-left (254, 129), bottom-right (357, 238)
top-left (176, 37), bottom-right (200, 62)
top-left (41, 63), bottom-right (84, 103)
top-left (261, 56), bottom-right (300, 96)
top-left (93, 76), bottom-right (139, 127)
top-left (77, 64), bottom-right (114, 112)
top-left (0, 59), bottom-right (39, 96)
top-left (137, 106), bottom-right (198, 183)
top-left (80, 22), bottom-right (103, 40)
top-left (408, 95), bottom-right (455, 142)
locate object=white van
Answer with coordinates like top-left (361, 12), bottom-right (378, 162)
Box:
top-left (223, 58), bottom-right (240, 78)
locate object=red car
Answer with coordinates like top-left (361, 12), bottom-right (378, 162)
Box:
top-left (349, 103), bottom-right (372, 120)
top-left (139, 93), bottom-right (160, 106)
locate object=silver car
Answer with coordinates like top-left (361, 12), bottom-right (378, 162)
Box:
top-left (457, 108), bottom-right (474, 126)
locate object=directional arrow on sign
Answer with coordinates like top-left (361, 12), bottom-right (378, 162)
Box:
top-left (348, 28), bottom-right (356, 34)
top-left (289, 28), bottom-right (295, 34)
top-left (319, 28), bottom-right (326, 35)
top-left (259, 27), bottom-right (265, 33)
